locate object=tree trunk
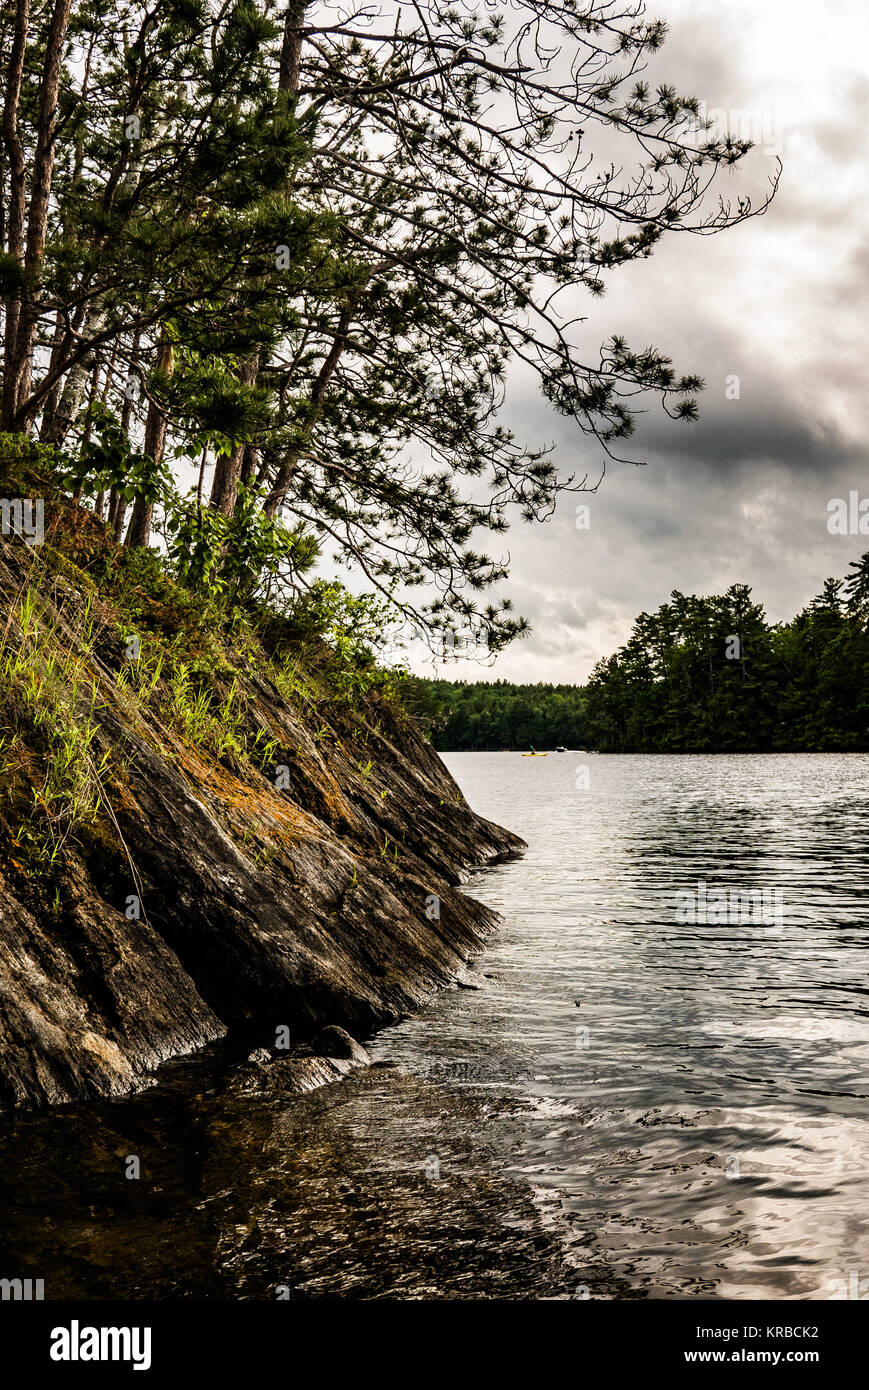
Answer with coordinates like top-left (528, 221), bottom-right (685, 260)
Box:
top-left (8, 0), bottom-right (74, 425)
top-left (44, 298), bottom-right (108, 444)
top-left (78, 357), bottom-right (101, 452)
top-left (278, 0), bottom-right (309, 98)
top-left (38, 309), bottom-right (67, 440)
top-left (241, 2), bottom-right (308, 504)
top-left (208, 356), bottom-right (258, 516)
top-left (263, 308), bottom-right (353, 519)
top-left (1, 0), bottom-right (30, 430)
top-left (240, 443), bottom-right (257, 487)
top-left (124, 338), bottom-right (173, 548)
top-left (110, 332), bottom-right (140, 540)
top-left (112, 489), bottom-right (128, 543)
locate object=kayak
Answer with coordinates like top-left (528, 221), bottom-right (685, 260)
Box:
top-left (521, 752), bottom-right (548, 757)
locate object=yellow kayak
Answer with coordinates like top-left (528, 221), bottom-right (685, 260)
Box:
top-left (522, 752), bottom-right (548, 757)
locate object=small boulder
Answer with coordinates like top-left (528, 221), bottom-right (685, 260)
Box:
top-left (246, 1047), bottom-right (272, 1065)
top-left (311, 1025), bottom-right (369, 1065)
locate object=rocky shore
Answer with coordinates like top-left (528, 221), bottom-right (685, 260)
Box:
top-left (0, 514), bottom-right (523, 1110)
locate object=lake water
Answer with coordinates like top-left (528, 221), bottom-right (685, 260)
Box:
top-left (384, 750), bottom-right (869, 1300)
top-left (3, 751), bottom-right (868, 1300)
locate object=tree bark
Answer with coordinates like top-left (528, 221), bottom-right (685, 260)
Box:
top-left (110, 332), bottom-right (140, 540)
top-left (124, 338), bottom-right (173, 548)
top-left (47, 334), bottom-right (100, 443)
top-left (240, 443), bottom-right (257, 487)
top-left (1, 0), bottom-right (30, 430)
top-left (8, 0), bottom-right (74, 423)
top-left (278, 0), bottom-right (309, 98)
top-left (263, 308), bottom-right (353, 520)
top-left (37, 308), bottom-right (67, 439)
top-left (208, 356), bottom-right (259, 516)
top-left (78, 357), bottom-right (100, 451)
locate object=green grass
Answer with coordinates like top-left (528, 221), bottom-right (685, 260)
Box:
top-left (0, 584), bottom-right (111, 867)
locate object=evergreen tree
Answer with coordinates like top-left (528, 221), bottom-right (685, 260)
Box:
top-left (845, 552), bottom-right (869, 620)
top-left (0, 0), bottom-right (772, 650)
top-left (582, 562), bottom-right (869, 753)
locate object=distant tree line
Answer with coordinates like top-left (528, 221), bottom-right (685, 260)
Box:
top-left (405, 553), bottom-right (869, 753)
top-left (398, 677), bottom-right (587, 751)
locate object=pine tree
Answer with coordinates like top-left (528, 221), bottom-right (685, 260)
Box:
top-left (1, 0), bottom-right (774, 650)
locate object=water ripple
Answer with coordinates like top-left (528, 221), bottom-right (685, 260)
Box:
top-left (371, 752), bottom-right (869, 1299)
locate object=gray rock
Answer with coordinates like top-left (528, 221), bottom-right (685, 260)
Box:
top-left (311, 1025), bottom-right (370, 1064)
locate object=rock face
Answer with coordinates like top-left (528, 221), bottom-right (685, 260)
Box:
top-left (0, 537), bottom-right (524, 1110)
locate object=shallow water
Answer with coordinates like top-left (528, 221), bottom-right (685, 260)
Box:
top-left (2, 752), bottom-right (868, 1300)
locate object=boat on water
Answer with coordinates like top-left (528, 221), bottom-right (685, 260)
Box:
top-left (555, 745), bottom-right (566, 752)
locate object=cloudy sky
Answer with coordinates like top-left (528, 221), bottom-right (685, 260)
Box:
top-left (411, 0), bottom-right (869, 683)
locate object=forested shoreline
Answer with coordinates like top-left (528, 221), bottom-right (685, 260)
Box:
top-left (409, 558), bottom-right (869, 753)
top-left (399, 676), bottom-right (587, 750)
